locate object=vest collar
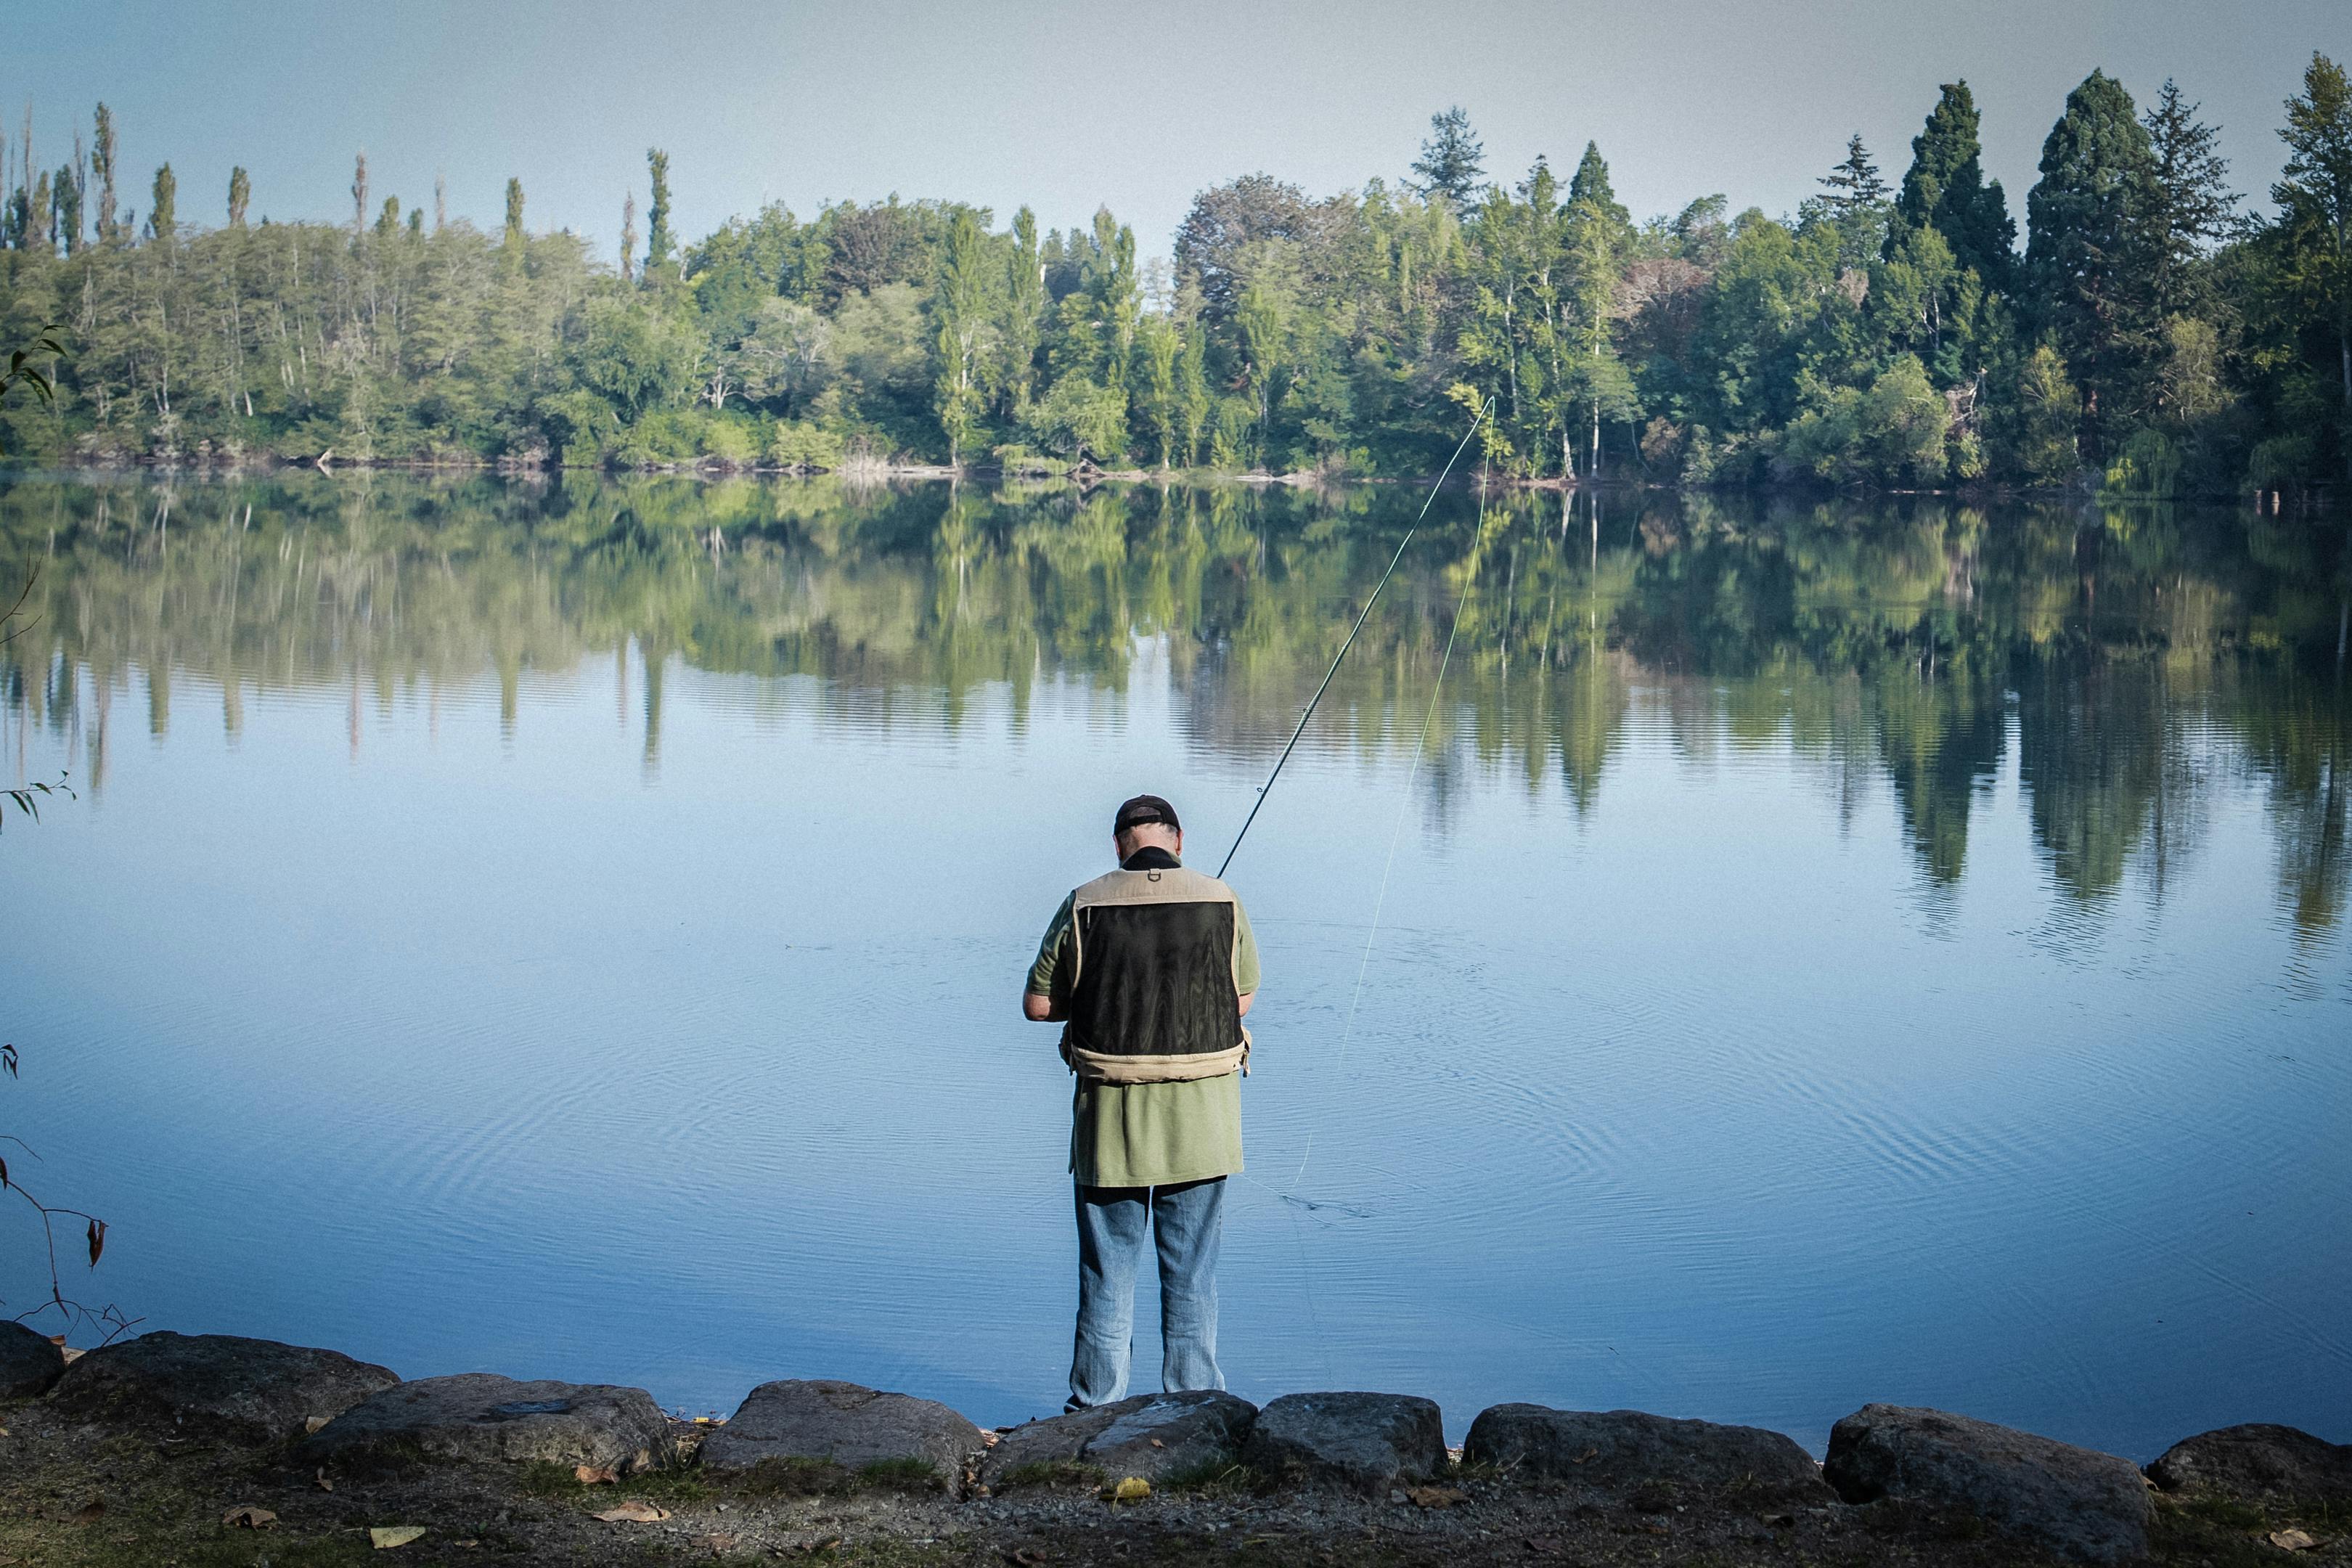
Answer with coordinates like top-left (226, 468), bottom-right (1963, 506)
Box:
top-left (1119, 846), bottom-right (1182, 871)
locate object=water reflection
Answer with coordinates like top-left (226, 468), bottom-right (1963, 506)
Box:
top-left (3, 472), bottom-right (2348, 942)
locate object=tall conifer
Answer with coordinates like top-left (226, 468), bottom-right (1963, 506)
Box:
top-left (503, 178), bottom-right (525, 247)
top-left (1896, 83), bottom-right (2017, 289)
top-left (1412, 107), bottom-right (1485, 211)
top-left (227, 166), bottom-right (250, 228)
top-left (2027, 70), bottom-right (2163, 450)
top-left (2273, 52), bottom-right (2352, 417)
top-left (620, 192), bottom-right (637, 282)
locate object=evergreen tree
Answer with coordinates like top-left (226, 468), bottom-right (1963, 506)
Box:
top-left (1895, 83), bottom-right (2017, 289)
top-left (147, 163), bottom-right (176, 244)
top-left (1821, 133), bottom-right (1890, 216)
top-left (52, 160), bottom-right (81, 254)
top-left (645, 149), bottom-right (674, 278)
top-left (620, 192), bottom-right (637, 282)
top-left (2142, 80), bottom-right (2239, 318)
top-left (1411, 106), bottom-right (1485, 211)
top-left (2273, 52), bottom-right (2352, 418)
top-left (227, 166), bottom-right (250, 227)
top-left (503, 177), bottom-right (525, 246)
top-left (1567, 142), bottom-right (1631, 234)
top-left (351, 151), bottom-right (369, 229)
top-left (376, 195), bottom-right (402, 238)
top-left (28, 172), bottom-right (51, 253)
top-left (2027, 70), bottom-right (2163, 452)
top-left (91, 102), bottom-right (118, 243)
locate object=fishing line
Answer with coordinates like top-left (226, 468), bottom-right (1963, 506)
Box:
top-left (1287, 425), bottom-right (1495, 1190)
top-left (1214, 412), bottom-right (1487, 881)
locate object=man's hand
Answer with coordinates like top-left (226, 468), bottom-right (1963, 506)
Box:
top-left (1238, 992), bottom-right (1254, 1018)
top-left (1024, 991), bottom-right (1064, 1022)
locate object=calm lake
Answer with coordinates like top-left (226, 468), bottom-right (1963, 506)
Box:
top-left (2, 472), bottom-right (2346, 1461)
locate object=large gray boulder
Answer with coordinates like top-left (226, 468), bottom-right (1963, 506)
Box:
top-left (47, 1331), bottom-right (398, 1443)
top-left (1464, 1404), bottom-right (1833, 1503)
top-left (0, 1321), bottom-right (66, 1400)
top-left (1244, 1392), bottom-right (1445, 1493)
top-left (302, 1373), bottom-right (671, 1472)
top-left (700, 1379), bottom-right (984, 1493)
top-left (1825, 1404), bottom-right (2152, 1564)
top-left (2146, 1424), bottom-right (2352, 1506)
top-left (981, 1391), bottom-right (1257, 1489)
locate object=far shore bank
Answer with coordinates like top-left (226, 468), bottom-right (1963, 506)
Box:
top-left (2, 452), bottom-right (2331, 513)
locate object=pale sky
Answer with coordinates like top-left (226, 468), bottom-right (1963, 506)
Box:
top-left (8, 0), bottom-right (2347, 266)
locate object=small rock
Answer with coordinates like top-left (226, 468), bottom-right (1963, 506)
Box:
top-left (701, 1379), bottom-right (984, 1494)
top-left (1243, 1392), bottom-right (1445, 1493)
top-left (48, 1332), bottom-right (398, 1443)
top-left (2146, 1425), bottom-right (2352, 1507)
top-left (1825, 1403), bottom-right (2151, 1564)
top-left (1463, 1405), bottom-right (1833, 1504)
top-left (303, 1374), bottom-right (671, 1472)
top-left (980, 1391), bottom-right (1257, 1490)
top-left (0, 1322), bottom-right (65, 1400)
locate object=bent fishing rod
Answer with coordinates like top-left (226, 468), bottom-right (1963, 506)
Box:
top-left (1216, 407), bottom-right (1490, 880)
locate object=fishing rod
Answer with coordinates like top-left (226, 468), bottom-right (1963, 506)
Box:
top-left (1215, 407), bottom-right (1489, 880)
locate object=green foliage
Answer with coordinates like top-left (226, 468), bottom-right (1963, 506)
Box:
top-left (2102, 427), bottom-right (2184, 496)
top-left (1411, 106), bottom-right (1485, 211)
top-left (147, 163), bottom-right (175, 244)
top-left (0, 73), bottom-right (2341, 492)
top-left (2028, 70), bottom-right (2164, 456)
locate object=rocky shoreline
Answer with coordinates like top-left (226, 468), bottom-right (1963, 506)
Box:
top-left (1, 1321), bottom-right (2345, 1567)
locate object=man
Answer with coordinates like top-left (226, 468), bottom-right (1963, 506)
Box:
top-left (1022, 793), bottom-right (1259, 1410)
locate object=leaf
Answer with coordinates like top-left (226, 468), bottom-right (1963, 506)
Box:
top-left (2271, 1529), bottom-right (2319, 1551)
top-left (369, 1525), bottom-right (428, 1548)
top-left (86, 1219), bottom-right (105, 1267)
top-left (1111, 1476), bottom-right (1150, 1501)
top-left (305, 1415), bottom-right (332, 1434)
top-left (1, 1156), bottom-right (8, 1187)
top-left (574, 1463), bottom-right (619, 1485)
top-left (592, 1500), bottom-right (669, 1523)
top-left (315, 1467), bottom-right (335, 1493)
top-left (1406, 1485), bottom-right (1467, 1509)
top-left (221, 1506), bottom-right (277, 1529)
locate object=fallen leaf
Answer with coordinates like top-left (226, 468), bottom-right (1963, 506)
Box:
top-left (1111, 1476), bottom-right (1151, 1501)
top-left (2271, 1529), bottom-right (2319, 1551)
top-left (1148, 1437), bottom-right (1164, 1448)
top-left (305, 1415), bottom-right (332, 1434)
top-left (369, 1525), bottom-right (428, 1548)
top-left (73, 1496), bottom-right (105, 1523)
top-left (453, 1542), bottom-right (479, 1550)
top-left (574, 1463), bottom-right (619, 1485)
top-left (1569, 1445), bottom-right (1598, 1465)
top-left (58, 1347), bottom-right (83, 1365)
top-left (315, 1467), bottom-right (335, 1493)
top-left (221, 1506), bottom-right (278, 1529)
top-left (806, 1536), bottom-right (844, 1553)
top-left (1760, 1513), bottom-right (1795, 1530)
top-left (1407, 1485), bottom-right (1468, 1509)
top-left (592, 1500), bottom-right (670, 1523)
top-left (695, 1533), bottom-right (739, 1554)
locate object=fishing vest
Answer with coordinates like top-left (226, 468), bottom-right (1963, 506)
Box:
top-left (1058, 859), bottom-right (1251, 1087)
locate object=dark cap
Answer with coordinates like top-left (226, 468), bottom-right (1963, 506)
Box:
top-left (1114, 793), bottom-right (1182, 834)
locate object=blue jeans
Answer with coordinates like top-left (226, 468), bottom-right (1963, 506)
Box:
top-left (1069, 1177), bottom-right (1226, 1410)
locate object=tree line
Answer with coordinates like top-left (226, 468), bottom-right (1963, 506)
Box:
top-left (0, 57), bottom-right (2348, 497)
